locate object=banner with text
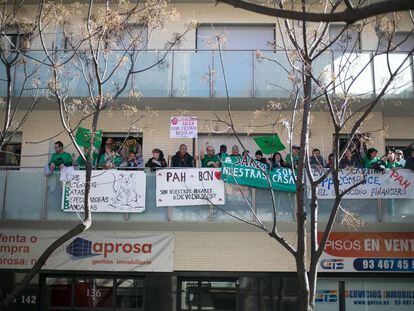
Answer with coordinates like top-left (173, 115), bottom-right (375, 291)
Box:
top-left (318, 232), bottom-right (414, 273)
top-left (170, 116), bottom-right (197, 138)
top-left (62, 170), bottom-right (146, 213)
top-left (156, 168), bottom-right (225, 206)
top-left (221, 155), bottom-right (296, 193)
top-left (0, 230), bottom-right (173, 271)
top-left (311, 168), bottom-right (414, 199)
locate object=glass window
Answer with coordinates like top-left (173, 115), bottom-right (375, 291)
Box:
top-left (329, 24), bottom-right (361, 51)
top-left (345, 279), bottom-right (414, 311)
top-left (0, 133), bottom-right (22, 168)
top-left (115, 278), bottom-right (144, 309)
top-left (315, 279), bottom-right (339, 311)
top-left (45, 277), bottom-right (72, 308)
top-left (197, 25), bottom-right (275, 50)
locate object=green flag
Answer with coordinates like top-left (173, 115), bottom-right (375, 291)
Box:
top-left (75, 127), bottom-right (102, 149)
top-left (254, 134), bottom-right (285, 154)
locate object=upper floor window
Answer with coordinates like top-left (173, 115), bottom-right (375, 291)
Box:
top-left (112, 23), bottom-right (148, 50)
top-left (196, 24), bottom-right (275, 50)
top-left (329, 24), bottom-right (361, 52)
top-left (1, 31), bottom-right (31, 52)
top-left (0, 133), bottom-right (22, 169)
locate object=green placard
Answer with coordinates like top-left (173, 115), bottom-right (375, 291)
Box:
top-left (221, 155), bottom-right (296, 193)
top-left (253, 134), bottom-right (285, 154)
top-left (75, 127), bottom-right (102, 149)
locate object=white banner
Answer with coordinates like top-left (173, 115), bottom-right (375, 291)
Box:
top-left (62, 170), bottom-right (146, 213)
top-left (156, 168), bottom-right (225, 207)
top-left (0, 230), bottom-right (173, 272)
top-left (310, 168), bottom-right (414, 199)
top-left (170, 116), bottom-right (197, 138)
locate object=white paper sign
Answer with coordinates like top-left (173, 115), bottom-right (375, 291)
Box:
top-left (170, 116), bottom-right (197, 138)
top-left (156, 168), bottom-right (225, 207)
top-left (310, 168), bottom-right (414, 199)
top-left (62, 170), bottom-right (146, 213)
top-left (0, 230), bottom-right (173, 272)
top-left (60, 166), bottom-right (75, 182)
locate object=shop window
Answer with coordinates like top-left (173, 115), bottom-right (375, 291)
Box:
top-left (197, 24), bottom-right (275, 50)
top-left (0, 133), bottom-right (22, 168)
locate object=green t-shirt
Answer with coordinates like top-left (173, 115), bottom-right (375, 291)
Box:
top-left (202, 154), bottom-right (219, 168)
top-left (98, 153), bottom-right (122, 168)
top-left (363, 156), bottom-right (381, 169)
top-left (49, 152), bottom-right (72, 171)
top-left (285, 154), bottom-right (299, 165)
top-left (229, 154), bottom-right (242, 163)
top-left (77, 153), bottom-right (98, 169)
top-left (385, 161), bottom-right (403, 169)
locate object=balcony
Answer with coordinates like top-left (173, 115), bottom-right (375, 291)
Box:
top-left (1, 50), bottom-right (413, 101)
top-left (0, 168), bottom-right (413, 224)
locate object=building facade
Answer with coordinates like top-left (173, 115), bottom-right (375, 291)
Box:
top-left (0, 1), bottom-right (414, 311)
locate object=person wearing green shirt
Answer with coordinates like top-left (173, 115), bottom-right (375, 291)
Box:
top-left (98, 144), bottom-right (122, 169)
top-left (200, 145), bottom-right (220, 168)
top-left (383, 151), bottom-right (403, 169)
top-left (363, 148), bottom-right (382, 169)
top-left (76, 147), bottom-right (98, 169)
top-left (285, 145), bottom-right (300, 168)
top-left (229, 145), bottom-right (242, 163)
top-left (49, 141), bottom-right (73, 172)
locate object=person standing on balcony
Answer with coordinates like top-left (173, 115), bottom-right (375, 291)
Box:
top-left (98, 144), bottom-right (122, 169)
top-left (363, 148), bottom-right (383, 169)
top-left (271, 152), bottom-right (286, 169)
top-left (339, 148), bottom-right (361, 169)
top-left (230, 145), bottom-right (242, 162)
top-left (309, 148), bottom-right (327, 169)
top-left (285, 145), bottom-right (300, 169)
top-left (217, 144), bottom-right (228, 161)
top-left (395, 149), bottom-right (406, 167)
top-left (145, 148), bottom-right (167, 169)
top-left (171, 144), bottom-right (194, 168)
top-left (255, 150), bottom-right (270, 169)
top-left (49, 141), bottom-right (73, 172)
top-left (404, 147), bottom-right (414, 170)
top-left (76, 147), bottom-right (98, 170)
top-left (382, 151), bottom-right (403, 169)
top-left (200, 145), bottom-right (220, 168)
top-left (120, 136), bottom-right (142, 161)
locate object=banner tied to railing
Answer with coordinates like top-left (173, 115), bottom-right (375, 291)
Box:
top-left (310, 168), bottom-right (414, 199)
top-left (220, 155), bottom-right (296, 193)
top-left (156, 168), bottom-right (225, 207)
top-left (62, 170), bottom-right (146, 213)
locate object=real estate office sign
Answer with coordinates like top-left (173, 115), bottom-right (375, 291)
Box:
top-left (0, 230), bottom-right (174, 272)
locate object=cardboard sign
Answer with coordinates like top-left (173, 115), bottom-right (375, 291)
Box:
top-left (170, 116), bottom-right (197, 138)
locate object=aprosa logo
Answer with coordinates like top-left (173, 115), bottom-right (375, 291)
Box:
top-left (316, 290), bottom-right (338, 303)
top-left (66, 237), bottom-right (152, 259)
top-left (320, 259), bottom-right (344, 270)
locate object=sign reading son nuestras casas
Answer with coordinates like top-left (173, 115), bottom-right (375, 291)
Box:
top-left (311, 168), bottom-right (414, 199)
top-left (220, 155), bottom-right (296, 193)
top-left (62, 170), bottom-right (146, 213)
top-left (156, 168), bottom-right (225, 207)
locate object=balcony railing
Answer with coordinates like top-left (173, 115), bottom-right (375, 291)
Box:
top-left (1, 50), bottom-right (413, 99)
top-left (0, 168), bottom-right (413, 223)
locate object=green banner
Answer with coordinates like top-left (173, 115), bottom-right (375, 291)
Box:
top-left (253, 134), bottom-right (285, 154)
top-left (75, 127), bottom-right (102, 149)
top-left (221, 155), bottom-right (296, 193)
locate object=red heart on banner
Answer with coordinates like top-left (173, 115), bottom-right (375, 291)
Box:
top-left (214, 171), bottom-right (221, 180)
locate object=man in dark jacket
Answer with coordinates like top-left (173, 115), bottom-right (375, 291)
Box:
top-left (171, 144), bottom-right (194, 168)
top-left (404, 147), bottom-right (414, 170)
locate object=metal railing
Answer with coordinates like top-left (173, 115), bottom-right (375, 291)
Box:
top-left (0, 167), bottom-right (413, 224)
top-left (1, 49), bottom-right (413, 99)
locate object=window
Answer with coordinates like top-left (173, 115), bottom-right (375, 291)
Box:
top-left (196, 24), bottom-right (275, 50)
top-left (329, 24), bottom-right (361, 52)
top-left (113, 23), bottom-right (148, 50)
top-left (385, 139), bottom-right (414, 159)
top-left (1, 31), bottom-right (30, 51)
top-left (0, 133), bottom-right (22, 168)
top-left (377, 31), bottom-right (414, 52)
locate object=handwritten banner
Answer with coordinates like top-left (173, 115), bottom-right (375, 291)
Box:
top-left (221, 155), bottom-right (296, 193)
top-left (310, 168), bottom-right (414, 199)
top-left (156, 168), bottom-right (225, 207)
top-left (318, 232), bottom-right (414, 273)
top-left (170, 116), bottom-right (197, 138)
top-left (62, 170), bottom-right (146, 213)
